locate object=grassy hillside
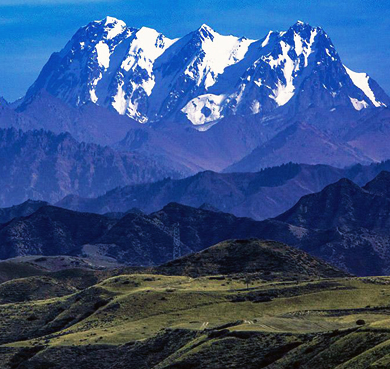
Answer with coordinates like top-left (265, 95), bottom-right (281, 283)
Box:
top-left (3, 274), bottom-right (390, 366)
top-left (1, 240), bottom-right (390, 368)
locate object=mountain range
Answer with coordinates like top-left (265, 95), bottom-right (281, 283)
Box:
top-left (1, 17), bottom-right (390, 276)
top-left (23, 17), bottom-right (389, 126)
top-left (57, 161), bottom-right (390, 220)
top-left (2, 170), bottom-right (390, 275)
top-left (4, 14), bottom-right (390, 369)
top-left (0, 128), bottom-right (182, 207)
top-left (0, 17), bottom-right (388, 179)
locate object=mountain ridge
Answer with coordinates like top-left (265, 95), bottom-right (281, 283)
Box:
top-left (56, 161), bottom-right (390, 220)
top-left (0, 127), bottom-right (183, 207)
top-left (4, 170), bottom-right (390, 276)
top-left (22, 18), bottom-right (390, 127)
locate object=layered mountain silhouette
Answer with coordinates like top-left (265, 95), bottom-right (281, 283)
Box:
top-left (57, 161), bottom-right (390, 220)
top-left (3, 171), bottom-right (390, 275)
top-left (274, 172), bottom-right (390, 275)
top-left (0, 18), bottom-right (390, 278)
top-left (0, 203), bottom-right (265, 265)
top-left (225, 122), bottom-right (371, 172)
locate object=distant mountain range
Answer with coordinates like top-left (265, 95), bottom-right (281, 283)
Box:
top-left (0, 128), bottom-right (182, 207)
top-left (3, 171), bottom-right (390, 276)
top-left (23, 17), bottom-right (389, 125)
top-left (0, 202), bottom-right (268, 266)
top-left (57, 161), bottom-right (390, 220)
top-left (1, 17), bottom-right (390, 221)
top-left (0, 17), bottom-right (387, 177)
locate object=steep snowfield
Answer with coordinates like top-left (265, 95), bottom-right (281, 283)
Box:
top-left (24, 18), bottom-right (389, 127)
top-left (344, 66), bottom-right (387, 108)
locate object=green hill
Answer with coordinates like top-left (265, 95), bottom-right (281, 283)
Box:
top-left (156, 239), bottom-right (348, 279)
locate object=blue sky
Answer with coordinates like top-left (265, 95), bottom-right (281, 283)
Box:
top-left (1, 0), bottom-right (390, 101)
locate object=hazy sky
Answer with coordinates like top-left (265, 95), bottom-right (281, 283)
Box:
top-left (1, 0), bottom-right (389, 101)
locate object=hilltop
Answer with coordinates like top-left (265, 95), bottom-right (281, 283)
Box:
top-left (157, 239), bottom-right (347, 279)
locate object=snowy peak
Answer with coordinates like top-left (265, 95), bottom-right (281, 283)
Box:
top-left (70, 16), bottom-right (132, 49)
top-left (181, 22), bottom-right (342, 124)
top-left (183, 21), bottom-right (390, 125)
top-left (195, 23), bottom-right (216, 40)
top-left (97, 16), bottom-right (128, 40)
top-left (24, 19), bottom-right (390, 126)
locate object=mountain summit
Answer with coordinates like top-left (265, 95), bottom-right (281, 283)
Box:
top-left (23, 18), bottom-right (390, 127)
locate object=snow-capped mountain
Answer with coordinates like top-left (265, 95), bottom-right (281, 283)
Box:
top-left (24, 17), bottom-right (390, 127)
top-left (182, 21), bottom-right (390, 125)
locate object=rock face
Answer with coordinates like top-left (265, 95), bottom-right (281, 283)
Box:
top-left (156, 239), bottom-right (348, 278)
top-left (56, 161), bottom-right (390, 220)
top-left (0, 128), bottom-right (182, 207)
top-left (23, 18), bottom-right (389, 126)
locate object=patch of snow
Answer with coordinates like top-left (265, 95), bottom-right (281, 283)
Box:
top-left (350, 97), bottom-right (369, 111)
top-left (294, 33), bottom-right (303, 55)
top-left (194, 120), bottom-right (219, 131)
top-left (95, 41), bottom-right (110, 69)
top-left (293, 29), bottom-right (317, 67)
top-left (105, 18), bottom-right (127, 40)
top-left (90, 86), bottom-right (99, 103)
top-left (345, 66), bottom-right (386, 107)
top-left (254, 79), bottom-right (262, 87)
top-left (261, 31), bottom-right (273, 47)
top-left (250, 100), bottom-right (261, 114)
top-left (112, 81), bottom-right (127, 115)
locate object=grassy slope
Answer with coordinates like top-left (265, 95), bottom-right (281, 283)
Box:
top-left (3, 274), bottom-right (390, 367)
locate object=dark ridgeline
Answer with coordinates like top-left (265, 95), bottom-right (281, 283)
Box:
top-left (1, 171), bottom-right (390, 276)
